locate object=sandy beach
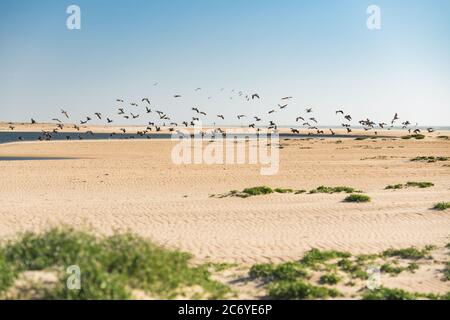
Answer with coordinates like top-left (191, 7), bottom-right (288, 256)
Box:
top-left (1, 134), bottom-right (449, 261)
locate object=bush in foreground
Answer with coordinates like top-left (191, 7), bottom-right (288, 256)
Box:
top-left (0, 229), bottom-right (229, 299)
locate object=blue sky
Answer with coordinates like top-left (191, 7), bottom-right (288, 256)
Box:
top-left (0, 0), bottom-right (449, 126)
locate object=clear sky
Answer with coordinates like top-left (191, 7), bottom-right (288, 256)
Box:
top-left (0, 0), bottom-right (449, 126)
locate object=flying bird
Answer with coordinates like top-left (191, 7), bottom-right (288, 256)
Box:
top-left (61, 109), bottom-right (70, 118)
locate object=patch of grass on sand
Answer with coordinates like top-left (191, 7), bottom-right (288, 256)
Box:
top-left (249, 262), bottom-right (309, 281)
top-left (242, 186), bottom-right (274, 196)
top-left (0, 229), bottom-right (229, 299)
top-left (405, 181), bottom-right (434, 188)
top-left (362, 287), bottom-right (418, 300)
top-left (385, 184), bottom-right (404, 190)
top-left (437, 135), bottom-right (449, 140)
top-left (401, 134), bottom-right (425, 140)
top-left (309, 186), bottom-right (361, 194)
top-left (267, 280), bottom-right (341, 300)
top-left (410, 156), bottom-right (449, 163)
top-left (433, 202), bottom-right (450, 211)
top-left (319, 273), bottom-right (342, 285)
top-left (337, 258), bottom-right (369, 280)
top-left (301, 249), bottom-right (351, 267)
top-left (443, 262), bottom-right (450, 281)
top-left (386, 182), bottom-right (434, 189)
top-left (343, 194), bottom-right (371, 203)
top-left (382, 247), bottom-right (431, 260)
top-left (274, 188), bottom-right (294, 194)
top-left (294, 189), bottom-right (307, 194)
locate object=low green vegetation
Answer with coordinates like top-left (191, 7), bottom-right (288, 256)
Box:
top-left (385, 181), bottom-right (434, 189)
top-left (319, 273), bottom-right (341, 285)
top-left (267, 280), bottom-right (340, 299)
top-left (382, 247), bottom-right (432, 260)
top-left (343, 194), bottom-right (371, 203)
top-left (249, 262), bottom-right (309, 281)
top-left (274, 188), bottom-right (294, 194)
top-left (301, 248), bottom-right (351, 267)
top-left (433, 202), bottom-right (450, 211)
top-left (213, 185), bottom-right (364, 199)
top-left (410, 156), bottom-right (449, 163)
top-left (309, 186), bottom-right (361, 194)
top-left (442, 262), bottom-right (450, 281)
top-left (401, 134), bottom-right (425, 140)
top-left (362, 287), bottom-right (418, 300)
top-left (242, 186), bottom-right (274, 196)
top-left (385, 184), bottom-right (403, 190)
top-left (0, 229), bottom-right (229, 299)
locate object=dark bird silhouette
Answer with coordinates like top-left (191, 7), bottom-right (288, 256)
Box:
top-left (296, 116), bottom-right (304, 122)
top-left (174, 95), bottom-right (182, 98)
top-left (252, 93), bottom-right (260, 100)
top-left (145, 107), bottom-right (152, 113)
top-left (94, 113), bottom-right (102, 120)
top-left (52, 118), bottom-right (62, 123)
top-left (192, 107), bottom-right (200, 113)
top-left (254, 117), bottom-right (261, 122)
top-left (9, 125), bottom-right (15, 130)
top-left (335, 110), bottom-right (344, 115)
top-left (142, 98), bottom-right (150, 104)
top-left (268, 110), bottom-right (275, 114)
top-left (107, 118), bottom-right (113, 123)
top-left (427, 128), bottom-right (434, 133)
top-left (278, 104), bottom-right (287, 109)
top-left (120, 128), bottom-right (126, 133)
top-left (118, 108), bottom-right (125, 114)
top-left (31, 118), bottom-right (36, 124)
top-left (131, 113), bottom-right (139, 119)
top-left (217, 115), bottom-right (224, 120)
top-left (116, 99), bottom-right (124, 103)
top-left (281, 96), bottom-right (293, 100)
top-left (391, 113), bottom-right (399, 125)
top-left (306, 108), bottom-right (313, 113)
top-left (237, 115), bottom-right (245, 120)
top-left (309, 117), bottom-right (317, 123)
top-left (61, 109), bottom-right (70, 118)
top-left (344, 115), bottom-right (352, 121)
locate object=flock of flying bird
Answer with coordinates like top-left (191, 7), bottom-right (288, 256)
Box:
top-left (5, 85), bottom-right (436, 141)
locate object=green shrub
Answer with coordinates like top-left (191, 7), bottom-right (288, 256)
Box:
top-left (301, 249), bottom-right (351, 267)
top-left (385, 184), bottom-right (403, 190)
top-left (309, 186), bottom-right (359, 194)
top-left (268, 280), bottom-right (340, 300)
top-left (344, 194), bottom-right (371, 203)
top-left (274, 188), bottom-right (294, 194)
top-left (319, 273), bottom-right (341, 285)
top-left (405, 181), bottom-right (434, 188)
top-left (249, 262), bottom-right (308, 281)
top-left (362, 287), bottom-right (417, 300)
top-left (242, 186), bottom-right (274, 196)
top-left (433, 202), bottom-right (450, 210)
top-left (382, 247), bottom-right (429, 260)
top-left (0, 229), bottom-right (229, 299)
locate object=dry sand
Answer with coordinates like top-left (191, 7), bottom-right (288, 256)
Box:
top-left (0, 132), bottom-right (449, 295)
